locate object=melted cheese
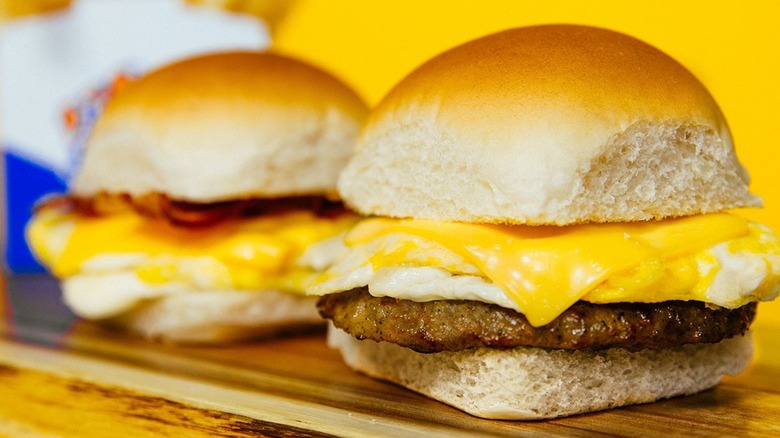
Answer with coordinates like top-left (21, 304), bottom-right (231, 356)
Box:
top-left (307, 213), bottom-right (780, 326)
top-left (27, 208), bottom-right (357, 294)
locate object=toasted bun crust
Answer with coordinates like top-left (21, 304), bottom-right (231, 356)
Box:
top-left (73, 51), bottom-right (368, 202)
top-left (339, 25), bottom-right (760, 224)
top-left (328, 326), bottom-right (753, 420)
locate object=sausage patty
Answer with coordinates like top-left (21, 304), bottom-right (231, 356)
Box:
top-left (317, 288), bottom-right (756, 353)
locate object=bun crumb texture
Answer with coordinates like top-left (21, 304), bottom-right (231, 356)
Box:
top-left (329, 326), bottom-right (753, 420)
top-left (339, 25), bottom-right (760, 224)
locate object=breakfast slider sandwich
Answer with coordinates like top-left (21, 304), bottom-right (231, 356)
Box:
top-left (27, 51), bottom-right (368, 344)
top-left (305, 25), bottom-right (780, 419)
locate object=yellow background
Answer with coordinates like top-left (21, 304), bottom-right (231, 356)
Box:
top-left (272, 0), bottom-right (780, 329)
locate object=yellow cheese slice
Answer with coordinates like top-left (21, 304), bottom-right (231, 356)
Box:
top-left (345, 214), bottom-right (751, 326)
top-left (27, 208), bottom-right (357, 292)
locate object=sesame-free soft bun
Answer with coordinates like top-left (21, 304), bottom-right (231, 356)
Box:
top-left (73, 51), bottom-right (368, 202)
top-left (328, 326), bottom-right (753, 420)
top-left (26, 50), bottom-right (368, 345)
top-left (339, 25), bottom-right (760, 225)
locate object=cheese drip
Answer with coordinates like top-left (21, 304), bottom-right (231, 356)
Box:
top-left (309, 213), bottom-right (780, 326)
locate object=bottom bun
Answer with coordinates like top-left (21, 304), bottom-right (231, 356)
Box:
top-left (328, 325), bottom-right (753, 420)
top-left (105, 290), bottom-right (324, 344)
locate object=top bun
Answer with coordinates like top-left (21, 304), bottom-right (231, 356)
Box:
top-left (72, 51), bottom-right (368, 202)
top-left (338, 25), bottom-right (760, 225)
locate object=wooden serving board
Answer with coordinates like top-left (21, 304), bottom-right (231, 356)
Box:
top-left (1, 274), bottom-right (779, 437)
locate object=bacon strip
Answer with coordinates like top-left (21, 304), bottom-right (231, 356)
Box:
top-left (36, 192), bottom-right (348, 227)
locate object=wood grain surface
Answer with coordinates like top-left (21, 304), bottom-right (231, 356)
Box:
top-left (1, 274), bottom-right (778, 437)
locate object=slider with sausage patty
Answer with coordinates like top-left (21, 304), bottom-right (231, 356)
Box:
top-left (27, 51), bottom-right (368, 344)
top-left (304, 25), bottom-right (780, 419)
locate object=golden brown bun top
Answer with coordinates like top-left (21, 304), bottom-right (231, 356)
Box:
top-left (339, 25), bottom-right (759, 224)
top-left (73, 51), bottom-right (368, 202)
top-left (379, 24), bottom-right (724, 131)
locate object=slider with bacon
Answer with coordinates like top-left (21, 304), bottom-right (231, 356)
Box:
top-left (304, 25), bottom-right (780, 419)
top-left (27, 51), bottom-right (368, 344)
